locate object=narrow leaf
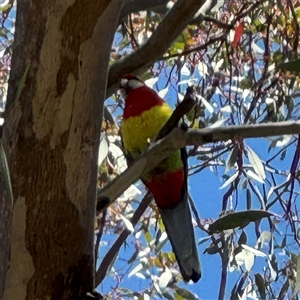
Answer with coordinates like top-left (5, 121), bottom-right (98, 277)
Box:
top-left (144, 294), bottom-right (150, 300)
top-left (175, 287), bottom-right (199, 300)
top-left (232, 22), bottom-right (244, 47)
top-left (120, 215), bottom-right (134, 233)
top-left (246, 189), bottom-right (251, 210)
top-left (128, 263), bottom-right (144, 278)
top-left (158, 87), bottom-right (169, 99)
top-left (98, 134), bottom-right (109, 166)
top-left (209, 210), bottom-right (273, 233)
top-left (145, 77), bottom-right (159, 88)
top-left (209, 118), bottom-right (228, 129)
top-left (109, 143), bottom-right (127, 172)
top-left (159, 268), bottom-right (173, 290)
top-left (256, 231), bottom-right (271, 250)
top-left (278, 279), bottom-right (289, 300)
top-left (219, 171), bottom-right (239, 189)
top-left (197, 62), bottom-right (208, 77)
top-left (135, 272), bottom-right (146, 279)
top-left (238, 231), bottom-right (247, 245)
top-left (242, 244), bottom-right (267, 257)
top-left (137, 247), bottom-right (151, 258)
top-left (199, 95), bottom-right (214, 114)
top-left (247, 146), bottom-right (266, 180)
top-left (293, 252), bottom-right (300, 297)
top-left (279, 59), bottom-right (300, 72)
top-left (181, 64), bottom-right (190, 76)
top-left (225, 146), bottom-right (238, 173)
top-left (268, 254), bottom-right (278, 281)
top-left (220, 105), bottom-right (232, 113)
top-left (246, 169), bottom-right (264, 184)
top-left (162, 292), bottom-right (174, 300)
top-left (255, 273), bottom-right (266, 300)
top-left (198, 236), bottom-right (211, 245)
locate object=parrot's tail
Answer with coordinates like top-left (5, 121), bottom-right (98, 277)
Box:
top-left (159, 195), bottom-right (201, 283)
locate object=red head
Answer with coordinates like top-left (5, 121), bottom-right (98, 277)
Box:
top-left (119, 74), bottom-right (165, 119)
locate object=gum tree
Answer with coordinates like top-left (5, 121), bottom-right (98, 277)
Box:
top-left (1, 0), bottom-right (300, 299)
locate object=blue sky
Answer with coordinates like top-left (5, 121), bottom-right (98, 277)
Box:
top-left (99, 65), bottom-right (298, 299)
top-left (2, 4), bottom-right (298, 299)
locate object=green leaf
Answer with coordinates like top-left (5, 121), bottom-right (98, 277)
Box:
top-left (127, 249), bottom-right (138, 264)
top-left (219, 171), bottom-right (239, 189)
top-left (155, 232), bottom-right (168, 254)
top-left (209, 118), bottom-right (228, 128)
top-left (278, 279), bottom-right (289, 300)
top-left (144, 231), bottom-right (152, 244)
top-left (225, 146), bottom-right (238, 173)
top-left (119, 36), bottom-right (131, 51)
top-left (246, 189), bottom-right (251, 210)
top-left (291, 251), bottom-right (298, 265)
top-left (120, 215), bottom-right (134, 233)
top-left (0, 0), bottom-right (11, 11)
top-left (238, 230), bottom-right (247, 245)
top-left (153, 280), bottom-right (163, 296)
top-left (162, 292), bottom-right (174, 300)
top-left (209, 210), bottom-right (273, 233)
top-left (241, 244), bottom-right (267, 257)
top-left (293, 252), bottom-right (300, 297)
top-left (204, 243), bottom-right (220, 255)
top-left (199, 95), bottom-right (214, 114)
top-left (175, 287), bottom-right (199, 300)
top-left (230, 274), bottom-right (247, 300)
top-left (235, 249), bottom-right (255, 272)
top-left (246, 169), bottom-right (264, 184)
top-left (128, 263), bottom-right (144, 278)
top-left (256, 231), bottom-right (271, 250)
top-left (159, 268), bottom-right (172, 290)
top-left (281, 148), bottom-right (287, 160)
top-left (169, 42), bottom-right (185, 55)
top-left (268, 254), bottom-right (278, 281)
top-left (247, 146), bottom-right (266, 180)
top-left (255, 273), bottom-right (266, 300)
top-left (198, 236), bottom-right (211, 245)
top-left (174, 293), bottom-right (185, 300)
top-left (279, 59), bottom-right (300, 72)
top-left (0, 139), bottom-right (13, 201)
top-left (98, 134), bottom-right (108, 166)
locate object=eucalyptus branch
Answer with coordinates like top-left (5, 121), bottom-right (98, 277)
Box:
top-left (107, 0), bottom-right (209, 98)
top-left (96, 192), bottom-right (153, 286)
top-left (218, 236), bottom-right (229, 300)
top-left (120, 0), bottom-right (171, 21)
top-left (97, 121), bottom-right (300, 212)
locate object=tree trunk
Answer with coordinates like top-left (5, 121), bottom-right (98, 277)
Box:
top-left (0, 140), bottom-right (13, 299)
top-left (2, 1), bottom-right (123, 299)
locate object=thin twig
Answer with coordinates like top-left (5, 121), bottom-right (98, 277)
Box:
top-left (96, 192), bottom-right (152, 286)
top-left (94, 209), bottom-right (107, 268)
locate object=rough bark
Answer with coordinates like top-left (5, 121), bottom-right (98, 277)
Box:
top-left (2, 0), bottom-right (123, 299)
top-left (0, 140), bottom-right (13, 299)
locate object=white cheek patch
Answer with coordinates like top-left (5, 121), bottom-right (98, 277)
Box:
top-left (128, 79), bottom-right (144, 89)
top-left (120, 78), bottom-right (128, 88)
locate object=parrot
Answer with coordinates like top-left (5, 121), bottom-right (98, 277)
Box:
top-left (119, 74), bottom-right (201, 283)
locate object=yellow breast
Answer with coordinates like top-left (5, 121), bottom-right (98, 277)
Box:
top-left (121, 103), bottom-right (173, 158)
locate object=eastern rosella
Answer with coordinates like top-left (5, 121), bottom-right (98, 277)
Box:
top-left (120, 75), bottom-right (201, 283)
